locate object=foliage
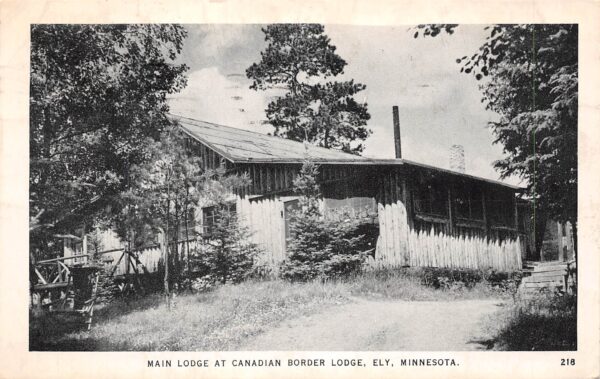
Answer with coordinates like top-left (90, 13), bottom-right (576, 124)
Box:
top-left (488, 291), bottom-right (577, 350)
top-left (414, 24), bottom-right (577, 229)
top-left (121, 128), bottom-right (255, 291)
top-left (30, 24), bottom-right (188, 257)
top-left (416, 267), bottom-right (521, 294)
top-left (186, 167), bottom-right (257, 284)
top-left (191, 204), bottom-right (260, 285)
top-left (280, 160), bottom-right (367, 281)
top-left (115, 127), bottom-right (202, 247)
top-left (247, 24), bottom-right (371, 154)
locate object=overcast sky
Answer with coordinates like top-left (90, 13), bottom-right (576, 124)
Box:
top-left (169, 24), bottom-right (520, 186)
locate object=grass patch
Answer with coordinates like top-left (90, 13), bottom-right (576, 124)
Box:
top-left (484, 292), bottom-right (577, 351)
top-left (31, 280), bottom-right (348, 351)
top-left (31, 268), bottom-right (513, 351)
top-left (343, 268), bottom-right (511, 301)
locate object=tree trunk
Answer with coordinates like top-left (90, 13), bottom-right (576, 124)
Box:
top-left (534, 215), bottom-right (547, 261)
top-left (162, 198), bottom-right (172, 309)
top-left (159, 227), bottom-right (171, 310)
top-left (164, 170), bottom-right (172, 309)
top-left (184, 200), bottom-right (191, 290)
top-left (571, 221), bottom-right (577, 291)
top-left (571, 221), bottom-right (577, 259)
top-left (174, 198), bottom-right (182, 289)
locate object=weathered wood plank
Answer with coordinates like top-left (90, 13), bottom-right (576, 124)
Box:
top-left (526, 270), bottom-right (567, 278)
top-left (523, 281), bottom-right (565, 289)
top-left (533, 265), bottom-right (569, 273)
top-left (523, 276), bottom-right (566, 284)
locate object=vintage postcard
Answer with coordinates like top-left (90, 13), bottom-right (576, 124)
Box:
top-left (1, 1), bottom-right (599, 378)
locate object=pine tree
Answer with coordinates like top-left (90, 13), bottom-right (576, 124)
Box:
top-left (198, 205), bottom-right (259, 284)
top-left (247, 24), bottom-right (371, 154)
top-left (190, 169), bottom-right (259, 285)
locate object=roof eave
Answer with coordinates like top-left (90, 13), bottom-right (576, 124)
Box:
top-left (177, 124), bottom-right (236, 164)
top-left (232, 158), bottom-right (521, 190)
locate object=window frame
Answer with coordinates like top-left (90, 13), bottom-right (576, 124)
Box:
top-left (452, 182), bottom-right (484, 222)
top-left (201, 202), bottom-right (237, 236)
top-left (413, 179), bottom-right (449, 218)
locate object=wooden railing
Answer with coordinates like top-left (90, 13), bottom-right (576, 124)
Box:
top-left (97, 238), bottom-right (212, 277)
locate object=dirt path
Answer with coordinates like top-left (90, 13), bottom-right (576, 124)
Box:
top-left (240, 298), bottom-right (504, 351)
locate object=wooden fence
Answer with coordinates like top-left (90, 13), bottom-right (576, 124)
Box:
top-left (101, 228), bottom-right (522, 275)
top-left (369, 226), bottom-right (523, 272)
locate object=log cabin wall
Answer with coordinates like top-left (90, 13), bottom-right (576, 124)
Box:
top-left (232, 162), bottom-right (369, 197)
top-left (232, 163), bottom-right (380, 266)
top-left (236, 163), bottom-right (299, 196)
top-left (183, 133), bottom-right (525, 272)
top-left (371, 166), bottom-right (523, 272)
top-left (229, 162), bottom-right (523, 271)
top-left (374, 168), bottom-right (410, 267)
top-left (404, 167), bottom-right (520, 241)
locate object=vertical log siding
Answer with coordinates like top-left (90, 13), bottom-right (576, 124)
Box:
top-left (373, 168), bottom-right (523, 272)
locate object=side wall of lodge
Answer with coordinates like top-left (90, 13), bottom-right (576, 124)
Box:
top-left (63, 161), bottom-right (526, 274)
top-left (229, 162), bottom-right (524, 271)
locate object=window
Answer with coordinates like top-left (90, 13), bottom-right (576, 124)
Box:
top-left (321, 181), bottom-right (377, 220)
top-left (201, 203), bottom-right (237, 236)
top-left (414, 180), bottom-right (448, 217)
top-left (323, 197), bottom-right (377, 219)
top-left (487, 189), bottom-right (514, 226)
top-left (453, 184), bottom-right (484, 220)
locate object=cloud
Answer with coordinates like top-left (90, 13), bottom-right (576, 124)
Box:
top-left (194, 25), bottom-right (254, 59)
top-left (168, 66), bottom-right (273, 134)
top-left (180, 25), bottom-right (265, 74)
top-left (172, 24), bottom-right (520, 185)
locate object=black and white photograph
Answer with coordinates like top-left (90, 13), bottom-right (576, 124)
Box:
top-left (22, 20), bottom-right (585, 357)
top-left (25, 22), bottom-right (580, 354)
top-left (2, 0), bottom-right (600, 376)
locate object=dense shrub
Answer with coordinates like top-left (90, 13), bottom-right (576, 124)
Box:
top-left (490, 291), bottom-right (577, 350)
top-left (279, 160), bottom-right (368, 281)
top-left (417, 267), bottom-right (521, 293)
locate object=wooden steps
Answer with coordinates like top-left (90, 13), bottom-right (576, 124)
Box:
top-left (519, 261), bottom-right (569, 295)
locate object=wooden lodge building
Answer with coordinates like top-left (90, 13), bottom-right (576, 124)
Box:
top-left (171, 112), bottom-right (527, 272)
top-left (63, 110), bottom-right (575, 275)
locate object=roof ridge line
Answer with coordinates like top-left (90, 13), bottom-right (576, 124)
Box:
top-left (168, 113), bottom-right (367, 160)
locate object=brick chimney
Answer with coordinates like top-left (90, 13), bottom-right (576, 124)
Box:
top-left (450, 144), bottom-right (466, 173)
top-left (392, 106), bottom-right (402, 159)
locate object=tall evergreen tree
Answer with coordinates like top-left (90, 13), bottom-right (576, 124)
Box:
top-left (247, 24), bottom-right (371, 154)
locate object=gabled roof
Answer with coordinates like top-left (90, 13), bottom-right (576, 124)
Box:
top-left (172, 115), bottom-right (521, 190)
top-left (174, 115), bottom-right (368, 163)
